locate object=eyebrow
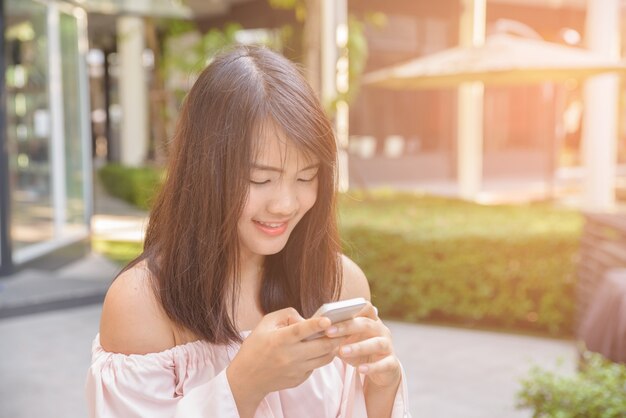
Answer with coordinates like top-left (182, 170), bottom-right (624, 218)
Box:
top-left (251, 163), bottom-right (320, 173)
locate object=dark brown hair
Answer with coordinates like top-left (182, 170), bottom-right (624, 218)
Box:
top-left (126, 45), bottom-right (342, 344)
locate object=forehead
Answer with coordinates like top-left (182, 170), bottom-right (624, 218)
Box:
top-left (251, 120), bottom-right (318, 168)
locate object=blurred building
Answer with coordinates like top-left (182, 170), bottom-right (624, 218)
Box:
top-left (349, 0), bottom-right (591, 189)
top-left (0, 0), bottom-right (620, 275)
top-left (0, 0), bottom-right (192, 276)
top-left (0, 0), bottom-right (278, 276)
top-left (0, 0), bottom-right (94, 275)
top-left (194, 0), bottom-right (614, 196)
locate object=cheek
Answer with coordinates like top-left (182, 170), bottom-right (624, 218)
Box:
top-left (241, 189), bottom-right (261, 218)
top-left (301, 184), bottom-right (318, 213)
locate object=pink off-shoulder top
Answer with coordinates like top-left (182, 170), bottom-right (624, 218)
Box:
top-left (85, 331), bottom-right (411, 417)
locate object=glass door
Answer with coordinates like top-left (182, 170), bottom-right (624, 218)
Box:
top-left (5, 0), bottom-right (92, 265)
top-left (5, 0), bottom-right (54, 254)
top-left (59, 6), bottom-right (92, 239)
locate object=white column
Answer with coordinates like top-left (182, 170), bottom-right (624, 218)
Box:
top-left (117, 16), bottom-right (148, 167)
top-left (457, 0), bottom-right (486, 200)
top-left (76, 8), bottom-right (94, 226)
top-left (321, 0), bottom-right (349, 192)
top-left (304, 0), bottom-right (321, 95)
top-left (48, 3), bottom-right (67, 233)
top-left (581, 0), bottom-right (620, 211)
top-left (321, 0), bottom-right (337, 109)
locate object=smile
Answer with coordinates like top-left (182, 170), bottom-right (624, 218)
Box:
top-left (253, 220), bottom-right (289, 236)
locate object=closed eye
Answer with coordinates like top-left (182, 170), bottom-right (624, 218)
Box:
top-left (250, 179), bottom-right (270, 185)
top-left (298, 174), bottom-right (318, 182)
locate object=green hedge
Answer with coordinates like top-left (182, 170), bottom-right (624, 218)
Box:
top-left (517, 351), bottom-right (626, 417)
top-left (92, 239), bottom-right (144, 266)
top-left (339, 190), bottom-right (582, 336)
top-left (97, 164), bottom-right (164, 210)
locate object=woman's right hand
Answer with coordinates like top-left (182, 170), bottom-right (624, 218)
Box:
top-left (226, 307), bottom-right (345, 417)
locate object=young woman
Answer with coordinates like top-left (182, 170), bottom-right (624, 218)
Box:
top-left (86, 45), bottom-right (410, 418)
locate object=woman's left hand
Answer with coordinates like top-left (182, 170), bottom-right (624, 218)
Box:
top-left (325, 302), bottom-right (402, 389)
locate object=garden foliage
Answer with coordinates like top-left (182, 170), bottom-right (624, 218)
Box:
top-left (517, 351), bottom-right (626, 417)
top-left (339, 190), bottom-right (582, 336)
top-left (97, 164), bottom-right (164, 210)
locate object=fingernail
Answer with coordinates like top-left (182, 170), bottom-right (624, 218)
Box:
top-left (358, 365), bottom-right (369, 373)
top-left (327, 326), bottom-right (337, 335)
top-left (341, 346), bottom-right (352, 355)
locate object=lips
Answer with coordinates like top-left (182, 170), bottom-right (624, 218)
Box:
top-left (253, 220), bottom-right (289, 236)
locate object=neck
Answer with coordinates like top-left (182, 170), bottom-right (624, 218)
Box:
top-left (239, 250), bottom-right (264, 288)
top-left (232, 251), bottom-right (265, 329)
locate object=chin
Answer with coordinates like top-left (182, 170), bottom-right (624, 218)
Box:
top-left (247, 239), bottom-right (289, 256)
top-left (259, 243), bottom-right (288, 256)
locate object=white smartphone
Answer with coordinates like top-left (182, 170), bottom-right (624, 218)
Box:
top-left (304, 297), bottom-right (368, 341)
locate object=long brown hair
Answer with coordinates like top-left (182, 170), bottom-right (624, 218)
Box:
top-left (127, 45), bottom-right (342, 344)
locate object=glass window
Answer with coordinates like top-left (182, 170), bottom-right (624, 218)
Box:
top-left (5, 0), bottom-right (53, 251)
top-left (4, 1), bottom-right (91, 265)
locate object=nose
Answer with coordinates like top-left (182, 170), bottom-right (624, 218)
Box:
top-left (267, 182), bottom-right (298, 217)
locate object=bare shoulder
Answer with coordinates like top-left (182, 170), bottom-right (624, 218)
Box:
top-left (99, 261), bottom-right (176, 355)
top-left (339, 254), bottom-right (371, 300)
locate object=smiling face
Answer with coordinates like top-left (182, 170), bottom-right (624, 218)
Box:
top-left (237, 123), bottom-right (320, 262)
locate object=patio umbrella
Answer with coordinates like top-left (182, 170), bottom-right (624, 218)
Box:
top-left (362, 34), bottom-right (626, 89)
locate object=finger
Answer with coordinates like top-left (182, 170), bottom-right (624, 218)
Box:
top-left (338, 355), bottom-right (370, 369)
top-left (357, 355), bottom-right (402, 382)
top-left (356, 301), bottom-right (379, 320)
top-left (299, 335), bottom-right (346, 359)
top-left (325, 316), bottom-right (381, 339)
top-left (266, 307), bottom-right (305, 329)
top-left (282, 316), bottom-right (332, 342)
top-left (339, 336), bottom-right (392, 359)
top-left (303, 345), bottom-right (342, 370)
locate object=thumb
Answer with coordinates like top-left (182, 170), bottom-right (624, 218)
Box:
top-left (267, 307), bottom-right (305, 329)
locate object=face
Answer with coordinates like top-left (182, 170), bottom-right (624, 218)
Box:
top-left (237, 125), bottom-right (319, 261)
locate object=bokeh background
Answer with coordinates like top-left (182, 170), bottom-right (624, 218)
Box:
top-left (1, 1), bottom-right (625, 417)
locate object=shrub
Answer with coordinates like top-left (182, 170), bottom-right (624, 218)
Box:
top-left (92, 239), bottom-right (142, 266)
top-left (517, 351), bottom-right (626, 417)
top-left (98, 164), bottom-right (164, 210)
top-left (339, 190), bottom-right (583, 336)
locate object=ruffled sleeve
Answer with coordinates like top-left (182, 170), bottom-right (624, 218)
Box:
top-left (85, 334), bottom-right (240, 418)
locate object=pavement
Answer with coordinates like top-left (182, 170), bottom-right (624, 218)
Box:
top-left (0, 182), bottom-right (580, 418)
top-left (0, 177), bottom-right (145, 320)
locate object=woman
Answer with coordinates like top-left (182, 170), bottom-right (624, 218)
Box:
top-left (86, 45), bottom-right (410, 418)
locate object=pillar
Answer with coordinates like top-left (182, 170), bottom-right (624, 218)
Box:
top-left (321, 0), bottom-right (349, 192)
top-left (117, 16), bottom-right (148, 167)
top-left (581, 0), bottom-right (620, 211)
top-left (457, 0), bottom-right (486, 200)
